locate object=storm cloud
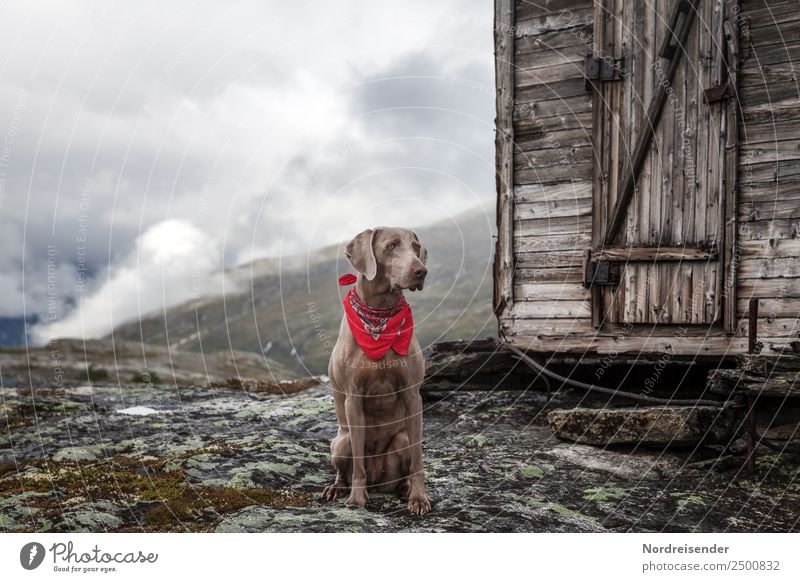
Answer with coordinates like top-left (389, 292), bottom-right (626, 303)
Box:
top-left (0, 0), bottom-right (494, 342)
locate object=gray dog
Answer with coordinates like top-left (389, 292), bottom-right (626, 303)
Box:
top-left (324, 227), bottom-right (431, 515)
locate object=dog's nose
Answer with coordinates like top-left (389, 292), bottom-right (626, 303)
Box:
top-left (415, 266), bottom-right (427, 278)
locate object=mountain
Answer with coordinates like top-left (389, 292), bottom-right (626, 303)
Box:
top-left (110, 205), bottom-right (497, 376)
top-left (0, 338), bottom-right (301, 388)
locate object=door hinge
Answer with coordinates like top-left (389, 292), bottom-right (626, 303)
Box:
top-left (704, 83), bottom-right (735, 104)
top-left (583, 249), bottom-right (621, 288)
top-left (584, 55), bottom-right (625, 90)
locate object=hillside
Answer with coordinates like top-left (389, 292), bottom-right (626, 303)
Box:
top-left (110, 206), bottom-right (497, 376)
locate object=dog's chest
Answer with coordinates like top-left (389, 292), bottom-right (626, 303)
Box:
top-left (349, 354), bottom-right (409, 411)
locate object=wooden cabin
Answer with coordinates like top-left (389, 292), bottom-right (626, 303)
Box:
top-left (494, 0), bottom-right (800, 360)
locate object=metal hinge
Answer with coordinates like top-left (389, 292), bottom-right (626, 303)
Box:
top-left (704, 83), bottom-right (736, 104)
top-left (583, 249), bottom-right (621, 288)
top-left (584, 55), bottom-right (625, 89)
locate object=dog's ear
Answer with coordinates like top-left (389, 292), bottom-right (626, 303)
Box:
top-left (346, 228), bottom-right (378, 280)
top-left (411, 230), bottom-right (428, 265)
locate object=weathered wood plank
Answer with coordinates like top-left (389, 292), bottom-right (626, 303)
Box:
top-left (514, 144), bottom-right (593, 171)
top-left (740, 121), bottom-right (800, 145)
top-left (514, 127), bottom-right (592, 153)
top-left (740, 159), bottom-right (800, 184)
top-left (514, 5), bottom-right (593, 37)
top-left (514, 249), bottom-right (584, 269)
top-left (738, 256), bottom-right (800, 279)
top-left (739, 237), bottom-right (800, 257)
top-left (592, 246), bottom-right (719, 262)
top-left (514, 180), bottom-right (592, 202)
top-left (515, 76), bottom-right (589, 103)
top-left (745, 16), bottom-right (800, 47)
top-left (739, 80), bottom-right (800, 105)
top-left (740, 140), bottom-right (800, 165)
top-left (515, 160), bottom-right (594, 183)
top-left (722, 0), bottom-right (740, 334)
top-left (515, 0), bottom-right (592, 22)
top-left (514, 94), bottom-right (591, 122)
top-left (743, 39), bottom-right (800, 66)
top-left (515, 215), bottom-right (593, 236)
top-left (494, 0), bottom-right (516, 318)
top-left (737, 297), bottom-right (800, 318)
top-left (516, 60), bottom-right (589, 86)
top-left (504, 332), bottom-right (749, 355)
top-left (742, 1), bottom-right (800, 28)
top-left (513, 231), bottom-right (592, 252)
top-left (740, 197), bottom-right (800, 221)
top-left (514, 266), bottom-right (585, 283)
top-left (738, 217), bottom-right (800, 240)
top-left (513, 282), bottom-right (589, 301)
top-left (510, 299), bottom-right (591, 318)
top-left (515, 24), bottom-right (593, 55)
top-left (741, 98), bottom-right (800, 125)
top-left (739, 277), bottom-right (800, 298)
top-left (514, 196), bottom-right (592, 219)
top-left (735, 317), bottom-right (800, 338)
top-left (515, 48), bottom-right (586, 71)
top-left (514, 109), bottom-right (592, 136)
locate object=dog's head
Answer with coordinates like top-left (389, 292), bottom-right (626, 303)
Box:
top-left (345, 227), bottom-right (428, 291)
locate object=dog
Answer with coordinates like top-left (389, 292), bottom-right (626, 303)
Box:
top-left (324, 227), bottom-right (431, 515)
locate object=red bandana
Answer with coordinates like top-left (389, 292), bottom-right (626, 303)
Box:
top-left (338, 274), bottom-right (413, 361)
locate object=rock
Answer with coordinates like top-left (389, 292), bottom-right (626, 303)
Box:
top-left (52, 446), bottom-right (102, 462)
top-left (216, 505), bottom-right (393, 533)
top-left (3, 380), bottom-right (799, 532)
top-left (56, 501), bottom-right (124, 532)
top-left (548, 405), bottom-right (740, 446)
top-left (546, 444), bottom-right (683, 480)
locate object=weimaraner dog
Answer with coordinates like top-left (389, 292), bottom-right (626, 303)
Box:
top-left (324, 227), bottom-right (431, 515)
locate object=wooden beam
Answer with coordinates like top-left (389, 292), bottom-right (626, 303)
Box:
top-left (493, 0), bottom-right (515, 320)
top-left (602, 0), bottom-right (701, 245)
top-left (722, 1), bottom-right (740, 335)
top-left (592, 246), bottom-right (719, 262)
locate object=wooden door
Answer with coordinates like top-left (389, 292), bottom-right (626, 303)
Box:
top-left (588, 0), bottom-right (739, 331)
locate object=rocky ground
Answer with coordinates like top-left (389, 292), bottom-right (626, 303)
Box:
top-left (2, 375), bottom-right (799, 532)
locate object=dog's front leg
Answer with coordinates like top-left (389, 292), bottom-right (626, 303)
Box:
top-left (402, 387), bottom-right (431, 515)
top-left (344, 393), bottom-right (368, 508)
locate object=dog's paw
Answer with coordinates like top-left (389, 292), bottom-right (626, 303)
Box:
top-left (322, 482), bottom-right (349, 501)
top-left (345, 489), bottom-right (368, 509)
top-left (407, 491), bottom-right (431, 515)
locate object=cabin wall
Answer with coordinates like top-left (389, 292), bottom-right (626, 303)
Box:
top-left (497, 0), bottom-right (597, 341)
top-left (495, 0), bottom-right (800, 356)
top-left (736, 0), bottom-right (800, 351)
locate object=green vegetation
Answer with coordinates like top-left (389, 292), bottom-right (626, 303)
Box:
top-left (86, 364), bottom-right (109, 383)
top-left (0, 454), bottom-right (315, 533)
top-left (131, 370), bottom-right (161, 384)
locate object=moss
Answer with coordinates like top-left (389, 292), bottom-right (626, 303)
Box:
top-left (583, 486), bottom-right (627, 503)
top-left (142, 486), bottom-right (314, 529)
top-left (470, 435), bottom-right (489, 447)
top-left (671, 493), bottom-right (706, 511)
top-left (550, 504), bottom-right (597, 523)
top-left (519, 465), bottom-right (544, 479)
top-left (0, 454), bottom-right (316, 532)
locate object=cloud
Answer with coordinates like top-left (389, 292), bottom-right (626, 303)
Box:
top-left (31, 219), bottom-right (231, 342)
top-left (0, 0), bottom-right (494, 342)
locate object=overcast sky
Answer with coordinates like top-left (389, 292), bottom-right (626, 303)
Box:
top-left (0, 0), bottom-right (494, 342)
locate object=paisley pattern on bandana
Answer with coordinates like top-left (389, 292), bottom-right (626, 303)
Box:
top-left (341, 287), bottom-right (413, 360)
